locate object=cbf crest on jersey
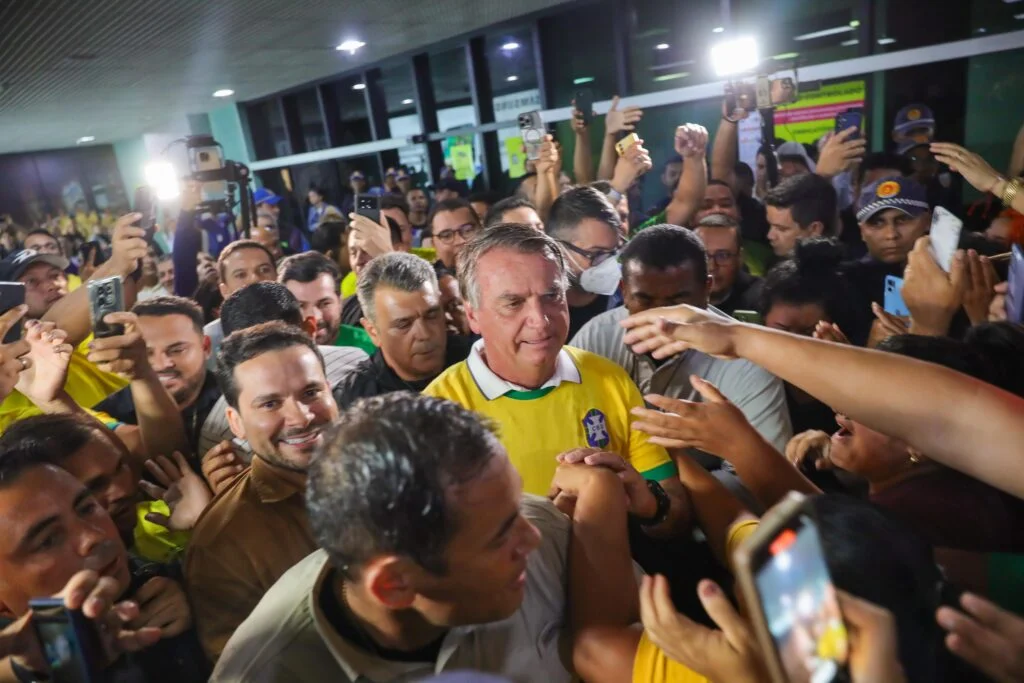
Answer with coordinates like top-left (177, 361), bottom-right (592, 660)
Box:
top-left (582, 408), bottom-right (610, 448)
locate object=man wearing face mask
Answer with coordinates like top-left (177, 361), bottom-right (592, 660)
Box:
top-left (545, 187), bottom-right (625, 339)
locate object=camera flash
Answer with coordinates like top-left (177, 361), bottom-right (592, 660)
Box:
top-left (711, 37), bottom-right (759, 77)
top-left (144, 161), bottom-right (180, 201)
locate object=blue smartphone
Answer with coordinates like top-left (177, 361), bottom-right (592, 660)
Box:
top-left (884, 276), bottom-right (910, 317)
top-left (1007, 244), bottom-right (1024, 323)
top-left (29, 597), bottom-right (104, 683)
top-left (835, 108), bottom-right (863, 138)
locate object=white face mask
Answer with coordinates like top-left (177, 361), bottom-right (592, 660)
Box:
top-left (579, 256), bottom-right (622, 296)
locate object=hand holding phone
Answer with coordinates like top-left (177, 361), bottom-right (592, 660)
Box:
top-left (518, 111), bottom-right (545, 161)
top-left (834, 109), bottom-right (863, 139)
top-left (87, 276), bottom-right (125, 339)
top-left (0, 282), bottom-right (26, 344)
top-left (883, 276), bottom-right (910, 317)
top-left (354, 194), bottom-right (381, 226)
top-left (1007, 244), bottom-right (1024, 323)
top-left (615, 133), bottom-right (640, 157)
top-left (929, 207), bottom-right (963, 273)
top-left (573, 90), bottom-right (594, 127)
top-left (30, 598), bottom-right (106, 683)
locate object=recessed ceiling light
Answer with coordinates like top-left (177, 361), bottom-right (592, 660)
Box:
top-left (794, 26), bottom-right (855, 41)
top-left (352, 83), bottom-right (366, 90)
top-left (506, 75), bottom-right (519, 82)
top-left (573, 76), bottom-right (595, 85)
top-left (76, 136), bottom-right (95, 144)
top-left (655, 43), bottom-right (670, 50)
top-left (402, 98), bottom-right (414, 105)
top-left (712, 26), bottom-right (725, 33)
top-left (841, 38), bottom-right (860, 46)
top-left (213, 89), bottom-right (234, 98)
top-left (877, 37), bottom-right (896, 45)
top-left (653, 72), bottom-right (690, 82)
top-left (772, 52), bottom-right (800, 60)
top-left (336, 39), bottom-right (366, 53)
top-left (976, 27), bottom-right (987, 33)
top-left (501, 41), bottom-right (520, 50)
top-left (850, 20), bottom-right (861, 27)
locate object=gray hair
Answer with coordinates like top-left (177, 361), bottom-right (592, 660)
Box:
top-left (356, 252), bottom-right (438, 323)
top-left (457, 223), bottom-right (568, 309)
top-left (697, 213), bottom-right (740, 229)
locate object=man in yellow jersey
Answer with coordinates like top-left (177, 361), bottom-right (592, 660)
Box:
top-left (23, 228), bottom-right (83, 291)
top-left (425, 224), bottom-right (691, 537)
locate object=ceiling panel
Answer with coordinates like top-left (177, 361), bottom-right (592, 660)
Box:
top-left (0, 0), bottom-right (573, 154)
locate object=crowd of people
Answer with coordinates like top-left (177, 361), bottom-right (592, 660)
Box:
top-left (0, 90), bottom-right (1022, 683)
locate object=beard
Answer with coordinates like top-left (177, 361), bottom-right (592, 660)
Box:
top-left (159, 369), bottom-right (207, 407)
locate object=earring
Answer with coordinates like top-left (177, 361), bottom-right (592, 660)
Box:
top-left (909, 452), bottom-right (922, 465)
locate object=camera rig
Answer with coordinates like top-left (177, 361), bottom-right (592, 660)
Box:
top-left (184, 135), bottom-right (254, 238)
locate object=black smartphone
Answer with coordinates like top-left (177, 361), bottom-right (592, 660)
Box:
top-left (29, 597), bottom-right (105, 683)
top-left (87, 276), bottom-right (125, 338)
top-left (132, 186), bottom-right (156, 243)
top-left (734, 493), bottom-right (851, 683)
top-left (835, 108), bottom-right (863, 138)
top-left (78, 240), bottom-right (110, 269)
top-left (355, 194), bottom-right (381, 225)
top-left (0, 282), bottom-right (26, 344)
top-left (574, 89), bottom-right (594, 126)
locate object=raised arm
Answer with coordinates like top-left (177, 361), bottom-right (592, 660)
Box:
top-left (622, 306), bottom-right (1024, 500)
top-left (598, 96), bottom-right (643, 181)
top-left (664, 124), bottom-right (709, 228)
top-left (533, 135), bottom-right (561, 221)
top-left (710, 100), bottom-right (746, 189)
top-left (571, 102), bottom-right (595, 185)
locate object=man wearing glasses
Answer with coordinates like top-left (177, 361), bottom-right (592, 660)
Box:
top-left (428, 198), bottom-right (482, 275)
top-left (694, 213), bottom-right (764, 316)
top-left (545, 187), bottom-right (625, 339)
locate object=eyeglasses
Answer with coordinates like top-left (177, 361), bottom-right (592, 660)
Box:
top-left (433, 223), bottom-right (479, 245)
top-left (557, 239), bottom-right (622, 266)
top-left (706, 249), bottom-right (738, 266)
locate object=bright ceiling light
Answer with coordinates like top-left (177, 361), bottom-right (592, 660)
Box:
top-left (794, 25), bottom-right (855, 41)
top-left (506, 75), bottom-right (519, 82)
top-left (773, 52), bottom-right (800, 60)
top-left (212, 89), bottom-right (234, 98)
top-left (402, 98), bottom-right (414, 105)
top-left (501, 41), bottom-right (520, 50)
top-left (144, 161), bottom-right (180, 200)
top-left (352, 83), bottom-right (366, 90)
top-left (336, 39), bottom-right (366, 53)
top-left (1016, 12), bottom-right (1024, 18)
top-left (877, 37), bottom-right (897, 45)
top-left (653, 72), bottom-right (690, 82)
top-left (841, 38), bottom-right (860, 46)
top-left (712, 26), bottom-right (725, 33)
top-left (711, 36), bottom-right (758, 76)
top-left (573, 76), bottom-right (595, 85)
top-left (849, 20), bottom-right (861, 28)
top-left (76, 136), bottom-right (95, 144)
top-left (655, 43), bottom-right (670, 50)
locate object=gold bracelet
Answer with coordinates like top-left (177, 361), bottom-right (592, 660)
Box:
top-left (1003, 177), bottom-right (1023, 207)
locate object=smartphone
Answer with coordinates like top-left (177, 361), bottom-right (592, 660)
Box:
top-left (835, 108), bottom-right (863, 138)
top-left (615, 133), bottom-right (640, 157)
top-left (574, 89), bottom-right (594, 126)
top-left (87, 276), bottom-right (124, 339)
top-left (734, 493), bottom-right (850, 683)
top-left (355, 194), bottom-right (381, 226)
top-left (883, 276), bottom-right (910, 317)
top-left (0, 282), bottom-right (26, 344)
top-left (518, 111), bottom-right (545, 161)
top-left (733, 309), bottom-right (763, 325)
top-left (929, 206), bottom-right (963, 273)
top-left (1007, 243), bottom-right (1024, 323)
top-left (231, 437), bottom-right (254, 464)
top-left (29, 597), bottom-right (105, 683)
top-left (132, 186), bottom-right (156, 243)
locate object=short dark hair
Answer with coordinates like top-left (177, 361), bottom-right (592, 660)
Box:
top-left (308, 183), bottom-right (325, 196)
top-left (310, 219), bottom-right (347, 256)
top-left (220, 281), bottom-right (303, 337)
top-left (468, 191), bottom-right (501, 208)
top-left (483, 196), bottom-right (537, 229)
top-left (588, 180), bottom-right (614, 196)
top-left (733, 162), bottom-right (754, 184)
top-left (963, 322), bottom-right (1024, 398)
top-left (131, 295), bottom-right (204, 334)
top-left (307, 393), bottom-right (499, 579)
top-left (217, 240), bottom-right (275, 282)
top-left (383, 215), bottom-right (403, 246)
top-left (620, 224), bottom-right (708, 283)
top-left (0, 414), bottom-right (125, 473)
top-left (764, 174), bottom-right (838, 234)
top-left (546, 186), bottom-right (621, 241)
top-left (216, 321), bottom-right (324, 409)
top-left (760, 238), bottom-right (859, 331)
top-left (192, 279), bottom-right (223, 325)
top-left (857, 152), bottom-right (914, 186)
top-left (380, 195), bottom-right (410, 217)
top-left (428, 198), bottom-right (478, 236)
top-left (157, 253), bottom-right (173, 264)
top-left (707, 178), bottom-right (734, 193)
top-left (25, 228), bottom-right (58, 243)
top-left (277, 251), bottom-right (342, 290)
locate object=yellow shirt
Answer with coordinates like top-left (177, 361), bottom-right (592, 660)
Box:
top-left (633, 519), bottom-right (761, 683)
top-left (0, 347), bottom-right (128, 430)
top-left (340, 271), bottom-right (357, 299)
top-left (67, 273), bottom-right (82, 292)
top-left (424, 344), bottom-right (675, 495)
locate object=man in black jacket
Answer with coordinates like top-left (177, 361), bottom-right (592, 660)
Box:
top-left (334, 253), bottom-right (471, 407)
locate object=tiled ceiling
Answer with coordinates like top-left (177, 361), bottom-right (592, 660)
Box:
top-left (0, 0), bottom-right (573, 154)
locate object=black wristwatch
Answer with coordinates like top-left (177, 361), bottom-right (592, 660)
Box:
top-left (632, 479), bottom-right (670, 528)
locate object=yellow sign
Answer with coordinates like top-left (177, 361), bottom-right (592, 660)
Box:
top-left (449, 144), bottom-right (475, 181)
top-left (773, 80), bottom-right (866, 145)
top-left (506, 137), bottom-right (527, 179)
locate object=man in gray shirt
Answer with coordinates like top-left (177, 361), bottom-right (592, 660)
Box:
top-left (571, 225), bottom-right (791, 462)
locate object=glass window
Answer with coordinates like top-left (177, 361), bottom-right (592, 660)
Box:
top-left (873, 0), bottom-right (1017, 52)
top-left (379, 62), bottom-right (426, 180)
top-left (539, 1), bottom-right (617, 106)
top-left (326, 74), bottom-right (373, 146)
top-left (630, 0), bottom-right (724, 94)
top-left (246, 99), bottom-right (290, 160)
top-left (431, 46), bottom-right (480, 182)
top-left (731, 0), bottom-right (863, 68)
top-left (487, 26), bottom-right (543, 174)
top-left (295, 89), bottom-right (328, 152)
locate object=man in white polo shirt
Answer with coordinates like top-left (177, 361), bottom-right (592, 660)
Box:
top-left (212, 393), bottom-right (572, 682)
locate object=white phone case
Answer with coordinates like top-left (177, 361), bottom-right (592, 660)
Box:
top-left (929, 206), bottom-right (963, 273)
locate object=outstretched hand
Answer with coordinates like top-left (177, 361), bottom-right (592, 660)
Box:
top-left (139, 452), bottom-right (213, 531)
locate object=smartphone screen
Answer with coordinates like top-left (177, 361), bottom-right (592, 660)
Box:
top-left (1007, 244), bottom-right (1024, 323)
top-left (929, 206), bottom-right (963, 273)
top-left (752, 513), bottom-right (849, 683)
top-left (0, 282), bottom-right (26, 344)
top-left (30, 599), bottom-right (102, 683)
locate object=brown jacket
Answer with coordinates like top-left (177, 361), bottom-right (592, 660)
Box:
top-left (184, 456), bottom-right (317, 661)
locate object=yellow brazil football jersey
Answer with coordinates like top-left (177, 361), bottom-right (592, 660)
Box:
top-left (424, 344), bottom-right (676, 496)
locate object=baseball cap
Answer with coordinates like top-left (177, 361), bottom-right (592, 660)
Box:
top-left (350, 170), bottom-right (366, 181)
top-left (396, 170), bottom-right (410, 181)
top-left (775, 141), bottom-right (817, 173)
top-left (252, 187), bottom-right (282, 206)
top-left (0, 249), bottom-right (69, 281)
top-left (385, 167), bottom-right (398, 177)
top-left (896, 139), bottom-right (930, 156)
top-left (856, 176), bottom-right (929, 222)
top-left (434, 177), bottom-right (463, 195)
top-left (893, 104), bottom-right (935, 136)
